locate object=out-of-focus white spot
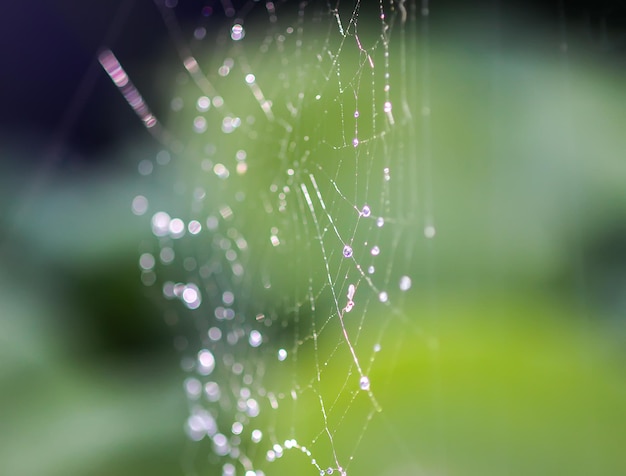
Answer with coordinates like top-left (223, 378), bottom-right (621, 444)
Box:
top-left (399, 275), bottom-right (412, 291)
top-left (231, 24), bottom-right (245, 41)
top-left (138, 159), bottom-right (153, 176)
top-left (213, 163), bottom-right (230, 179)
top-left (208, 327), bottom-right (222, 341)
top-left (249, 330), bottom-right (262, 347)
top-left (198, 349), bottom-right (215, 375)
top-left (151, 211), bottom-right (170, 236)
top-left (139, 253), bottom-right (155, 270)
top-left (169, 218), bottom-right (185, 238)
top-left (196, 96), bottom-right (210, 111)
top-left (132, 195), bottom-right (149, 216)
top-left (182, 283), bottom-right (201, 309)
top-left (188, 220), bottom-right (202, 235)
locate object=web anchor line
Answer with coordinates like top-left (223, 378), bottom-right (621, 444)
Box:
top-left (98, 49), bottom-right (172, 146)
top-left (301, 179), bottom-right (382, 413)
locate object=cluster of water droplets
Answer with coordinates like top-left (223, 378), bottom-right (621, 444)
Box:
top-left (120, 0), bottom-right (430, 473)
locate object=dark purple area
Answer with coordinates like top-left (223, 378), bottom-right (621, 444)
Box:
top-left (0, 0), bottom-right (624, 163)
top-left (0, 0), bottom-right (167, 161)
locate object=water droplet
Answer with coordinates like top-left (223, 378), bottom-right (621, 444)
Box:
top-left (383, 167), bottom-right (390, 181)
top-left (359, 376), bottom-right (370, 390)
top-left (159, 247), bottom-right (174, 264)
top-left (376, 217), bottom-right (384, 228)
top-left (208, 327), bottom-right (222, 341)
top-left (205, 381), bottom-right (220, 401)
top-left (370, 246), bottom-right (380, 256)
top-left (222, 463), bottom-right (236, 476)
top-left (138, 159), bottom-right (153, 176)
top-left (343, 245), bottom-right (353, 258)
top-left (354, 110), bottom-right (359, 118)
top-left (277, 348), bottom-right (287, 361)
top-left (222, 291), bottom-right (234, 305)
top-left (378, 291), bottom-right (388, 303)
top-left (213, 163), bottom-right (230, 179)
top-left (361, 205), bottom-right (371, 217)
top-left (188, 220), bottom-right (202, 235)
top-left (194, 26), bottom-right (206, 40)
top-left (193, 116), bottom-right (207, 133)
top-left (182, 284), bottom-right (201, 309)
top-left (156, 150), bottom-right (170, 165)
top-left (424, 225), bottom-right (436, 238)
top-left (186, 408), bottom-right (216, 441)
top-left (151, 211), bottom-right (171, 236)
top-left (170, 97), bottom-right (183, 111)
top-left (169, 218), bottom-right (185, 238)
top-left (251, 429), bottom-right (263, 443)
top-left (383, 101), bottom-right (392, 112)
top-left (141, 271), bottom-right (155, 286)
top-left (347, 284), bottom-right (356, 300)
top-left (184, 377), bottom-right (202, 399)
top-left (213, 432), bottom-right (230, 455)
top-left (249, 330), bottom-right (263, 347)
top-left (273, 443), bottom-right (283, 457)
top-left (197, 349), bottom-right (215, 375)
top-left (246, 398), bottom-right (260, 417)
top-left (374, 343), bottom-right (381, 352)
top-left (352, 138), bottom-right (359, 147)
top-left (368, 265), bottom-right (375, 274)
top-left (399, 275), bottom-right (412, 291)
top-left (231, 24), bottom-right (245, 41)
top-left (132, 195), bottom-right (149, 216)
top-left (196, 96), bottom-right (210, 112)
top-left (206, 216), bottom-right (219, 230)
top-left (232, 421), bottom-right (244, 435)
top-left (139, 253), bottom-right (155, 271)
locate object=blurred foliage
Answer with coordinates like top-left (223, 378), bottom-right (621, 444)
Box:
top-left (1, 4), bottom-right (626, 476)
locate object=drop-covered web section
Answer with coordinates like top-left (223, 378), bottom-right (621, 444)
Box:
top-left (115, 0), bottom-right (431, 474)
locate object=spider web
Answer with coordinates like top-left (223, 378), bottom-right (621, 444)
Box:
top-left (102, 1), bottom-right (434, 474)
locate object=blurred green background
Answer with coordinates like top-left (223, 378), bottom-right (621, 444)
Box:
top-left (1, 1), bottom-right (626, 475)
